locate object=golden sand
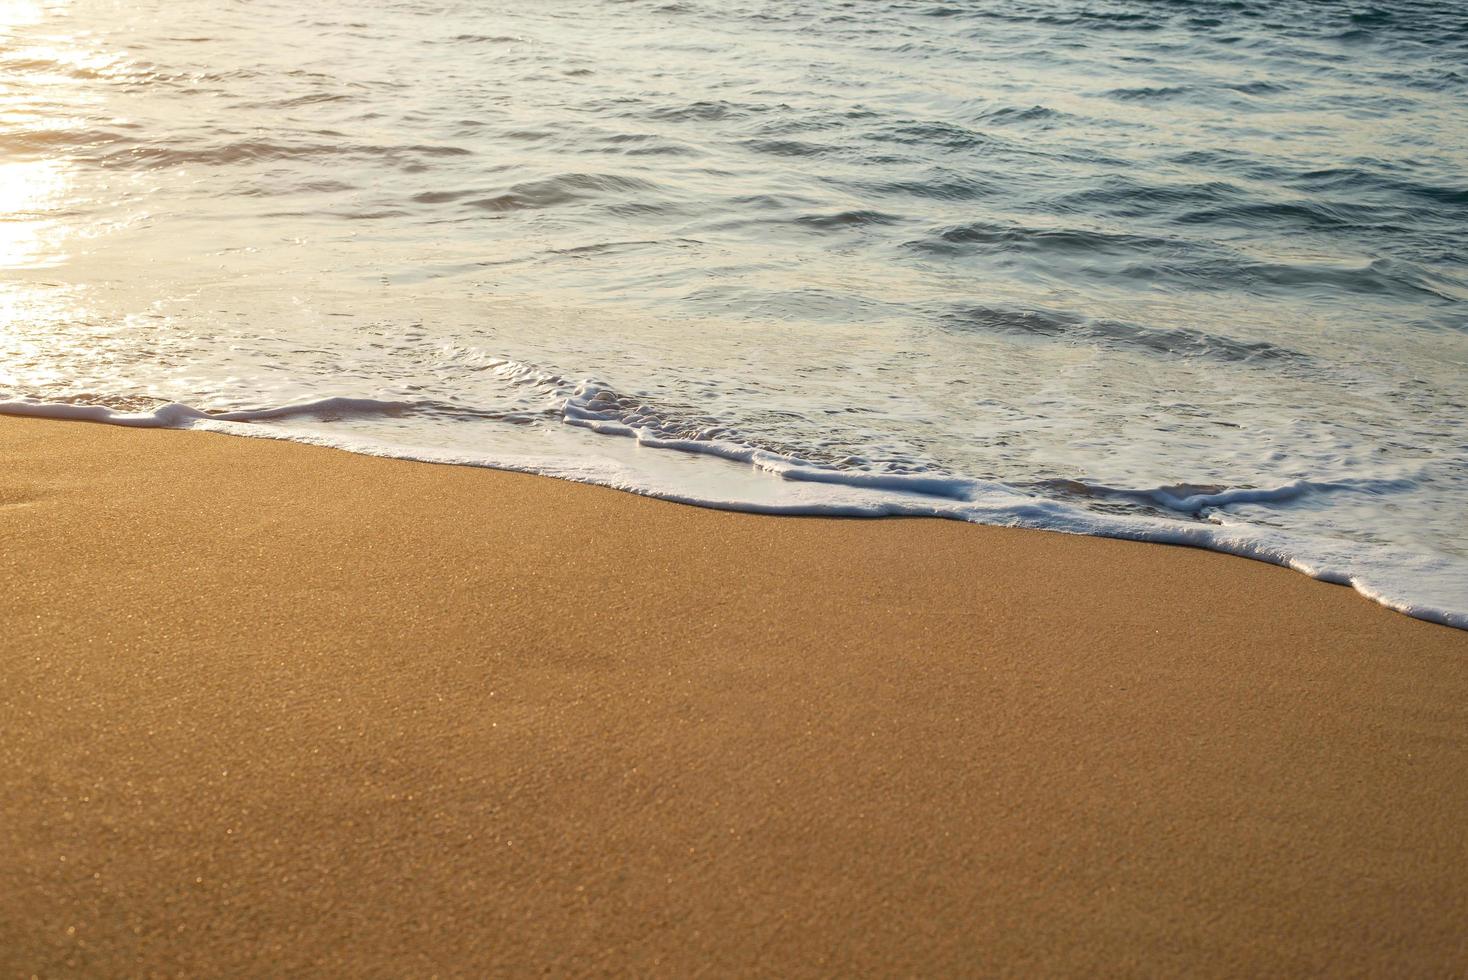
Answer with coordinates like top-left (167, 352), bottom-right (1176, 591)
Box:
top-left (2, 416), bottom-right (1465, 976)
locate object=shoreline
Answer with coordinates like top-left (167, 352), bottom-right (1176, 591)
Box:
top-left (3, 415), bottom-right (1466, 975)
top-left (3, 398), bottom-right (1460, 632)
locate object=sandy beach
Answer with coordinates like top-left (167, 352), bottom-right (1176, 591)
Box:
top-left (2, 415), bottom-right (1465, 976)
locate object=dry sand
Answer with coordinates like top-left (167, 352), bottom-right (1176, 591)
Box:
top-left (2, 415), bottom-right (1465, 977)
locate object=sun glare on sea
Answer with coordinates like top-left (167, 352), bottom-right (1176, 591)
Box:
top-left (0, 156), bottom-right (75, 395)
top-left (2, 0), bottom-right (82, 272)
top-left (0, 159), bottom-right (67, 269)
top-left (0, 0), bottom-right (46, 30)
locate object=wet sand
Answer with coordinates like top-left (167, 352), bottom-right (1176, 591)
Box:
top-left (2, 415), bottom-right (1466, 976)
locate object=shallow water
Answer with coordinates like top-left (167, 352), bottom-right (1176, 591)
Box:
top-left (3, 0), bottom-right (1467, 625)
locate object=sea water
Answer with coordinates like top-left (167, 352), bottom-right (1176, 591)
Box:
top-left (2, 0), bottom-right (1466, 626)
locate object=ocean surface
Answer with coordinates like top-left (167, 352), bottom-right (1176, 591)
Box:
top-left (3, 0), bottom-right (1466, 627)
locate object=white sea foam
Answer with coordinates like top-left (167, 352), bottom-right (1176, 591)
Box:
top-left (4, 389), bottom-right (1464, 631)
top-left (0, 396), bottom-right (414, 427)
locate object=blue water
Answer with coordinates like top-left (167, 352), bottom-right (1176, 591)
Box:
top-left (2, 0), bottom-right (1466, 625)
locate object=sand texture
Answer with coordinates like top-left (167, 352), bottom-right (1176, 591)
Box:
top-left (2, 416), bottom-right (1466, 977)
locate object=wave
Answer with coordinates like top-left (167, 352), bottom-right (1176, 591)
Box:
top-left (869, 119), bottom-right (1001, 152)
top-left (1034, 477), bottom-right (1418, 516)
top-left (0, 396), bottom-right (416, 426)
top-left (973, 104), bottom-right (1069, 126)
top-left (940, 304), bottom-right (1308, 364)
top-left (403, 173), bottom-right (661, 213)
top-left (738, 138), bottom-right (833, 158)
top-left (443, 34), bottom-right (522, 44)
top-left (86, 139), bottom-right (473, 171)
top-left (793, 210), bottom-right (902, 230)
top-left (646, 100), bottom-right (751, 122)
top-left (1103, 85), bottom-right (1192, 101)
top-left (909, 217), bottom-right (1458, 303)
top-left (910, 221), bottom-right (1178, 258)
top-left (2, 379), bottom-right (1463, 632)
top-left (1289, 168), bottom-right (1468, 210)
